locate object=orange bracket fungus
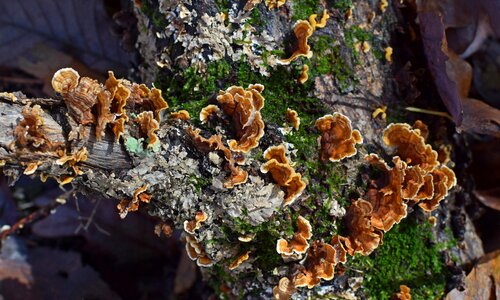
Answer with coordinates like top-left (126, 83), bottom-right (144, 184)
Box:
top-left (308, 10), bottom-right (330, 30)
top-left (52, 68), bottom-right (100, 125)
top-left (315, 113), bottom-right (363, 162)
top-left (273, 277), bottom-right (297, 300)
top-left (298, 64), bottom-right (309, 84)
top-left (184, 234), bottom-right (214, 267)
top-left (293, 241), bottom-right (336, 289)
top-left (13, 104), bottom-right (62, 152)
top-left (200, 104), bottom-right (221, 124)
top-left (184, 211), bottom-right (208, 234)
top-left (261, 145), bottom-right (307, 205)
top-left (395, 285), bottom-right (411, 300)
top-left (265, 0), bottom-right (286, 9)
top-left (51, 68), bottom-right (168, 142)
top-left (228, 251), bottom-right (251, 270)
top-left (56, 147), bottom-right (89, 176)
top-left (217, 84), bottom-right (265, 153)
top-left (134, 111), bottom-right (160, 149)
top-left (117, 185), bottom-right (152, 219)
top-left (365, 154), bottom-right (409, 231)
top-left (170, 110), bottom-right (190, 121)
top-left (286, 108), bottom-right (300, 131)
top-left (188, 127), bottom-right (248, 188)
top-left (340, 199), bottom-right (383, 256)
top-left (372, 106), bottom-right (387, 120)
top-left (276, 216), bottom-right (312, 261)
top-left (383, 123), bottom-right (438, 173)
top-left (279, 20), bottom-right (314, 65)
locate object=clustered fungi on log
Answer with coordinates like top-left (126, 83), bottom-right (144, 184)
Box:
top-left (0, 66), bottom-right (457, 299)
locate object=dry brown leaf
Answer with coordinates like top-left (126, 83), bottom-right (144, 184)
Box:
top-left (459, 98), bottom-right (500, 138)
top-left (474, 187), bottom-right (500, 211)
top-left (445, 250), bottom-right (500, 300)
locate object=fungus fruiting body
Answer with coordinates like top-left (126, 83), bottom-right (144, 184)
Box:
top-left (286, 109), bottom-right (300, 130)
top-left (315, 113), bottom-right (363, 162)
top-left (276, 216), bottom-right (312, 261)
top-left (293, 241), bottom-right (336, 289)
top-left (13, 104), bottom-right (60, 152)
top-left (298, 65), bottom-right (309, 84)
top-left (279, 21), bottom-right (314, 65)
top-left (228, 251), bottom-right (251, 270)
top-left (261, 145), bottom-right (307, 205)
top-left (217, 84), bottom-right (265, 153)
top-left (273, 277), bottom-right (296, 300)
top-left (117, 185), bottom-right (151, 219)
top-left (184, 211), bottom-right (208, 234)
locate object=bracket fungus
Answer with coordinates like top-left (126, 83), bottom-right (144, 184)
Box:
top-left (394, 285), bottom-right (411, 300)
top-left (383, 123), bottom-right (438, 173)
top-left (273, 277), bottom-right (297, 300)
top-left (13, 104), bottom-right (60, 152)
top-left (184, 211), bottom-right (208, 234)
top-left (340, 199), bottom-right (383, 256)
top-left (276, 216), bottom-right (312, 261)
top-left (217, 84), bottom-right (265, 153)
top-left (188, 127), bottom-right (248, 188)
top-left (134, 111), bottom-right (160, 149)
top-left (52, 69), bottom-right (101, 125)
top-left (286, 108), bottom-right (300, 131)
top-left (308, 10), bottom-right (330, 30)
top-left (228, 251), bottom-right (251, 270)
top-left (279, 20), bottom-right (314, 65)
top-left (56, 147), bottom-right (88, 176)
top-left (293, 241), bottom-right (336, 289)
top-left (265, 0), bottom-right (286, 9)
top-left (200, 104), bottom-right (221, 124)
top-left (170, 110), bottom-right (190, 121)
top-left (261, 145), bottom-right (307, 205)
top-left (184, 234), bottom-right (214, 267)
top-left (315, 113), bottom-right (363, 162)
top-left (117, 185), bottom-right (151, 219)
top-left (365, 154), bottom-right (409, 232)
top-left (298, 65), bottom-right (309, 84)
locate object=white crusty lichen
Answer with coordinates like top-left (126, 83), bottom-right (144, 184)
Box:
top-left (155, 0), bottom-right (281, 75)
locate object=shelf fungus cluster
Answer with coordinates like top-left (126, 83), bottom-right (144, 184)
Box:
top-left (315, 112), bottom-right (363, 162)
top-left (274, 237), bottom-right (348, 298)
top-left (336, 121), bottom-right (456, 258)
top-left (51, 68), bottom-right (168, 147)
top-left (261, 145), bottom-right (307, 206)
top-left (276, 216), bottom-right (312, 261)
top-left (188, 84), bottom-right (266, 189)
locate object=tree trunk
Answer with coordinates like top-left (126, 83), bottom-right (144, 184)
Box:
top-left (0, 0), bottom-right (483, 298)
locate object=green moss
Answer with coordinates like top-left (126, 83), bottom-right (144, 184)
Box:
top-left (348, 218), bottom-right (448, 300)
top-left (188, 174), bottom-right (212, 194)
top-left (292, 0), bottom-right (321, 21)
top-left (330, 0), bottom-right (353, 15)
top-left (215, 0), bottom-right (231, 14)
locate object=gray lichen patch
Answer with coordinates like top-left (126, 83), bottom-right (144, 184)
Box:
top-left (154, 0), bottom-right (282, 74)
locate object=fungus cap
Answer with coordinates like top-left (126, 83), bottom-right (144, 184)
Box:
top-left (279, 21), bottom-right (314, 65)
top-left (315, 113), bottom-right (363, 162)
top-left (170, 110), bottom-right (190, 121)
top-left (286, 109), bottom-right (300, 131)
top-left (383, 123), bottom-right (439, 173)
top-left (51, 68), bottom-right (80, 94)
top-left (228, 251), bottom-right (251, 270)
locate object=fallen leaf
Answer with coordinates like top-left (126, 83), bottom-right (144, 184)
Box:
top-left (418, 11), bottom-right (463, 125)
top-left (445, 250), bottom-right (500, 300)
top-left (459, 97), bottom-right (500, 138)
top-left (474, 187), bottom-right (500, 211)
top-left (0, 0), bottom-right (133, 75)
top-left (2, 247), bottom-right (120, 300)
